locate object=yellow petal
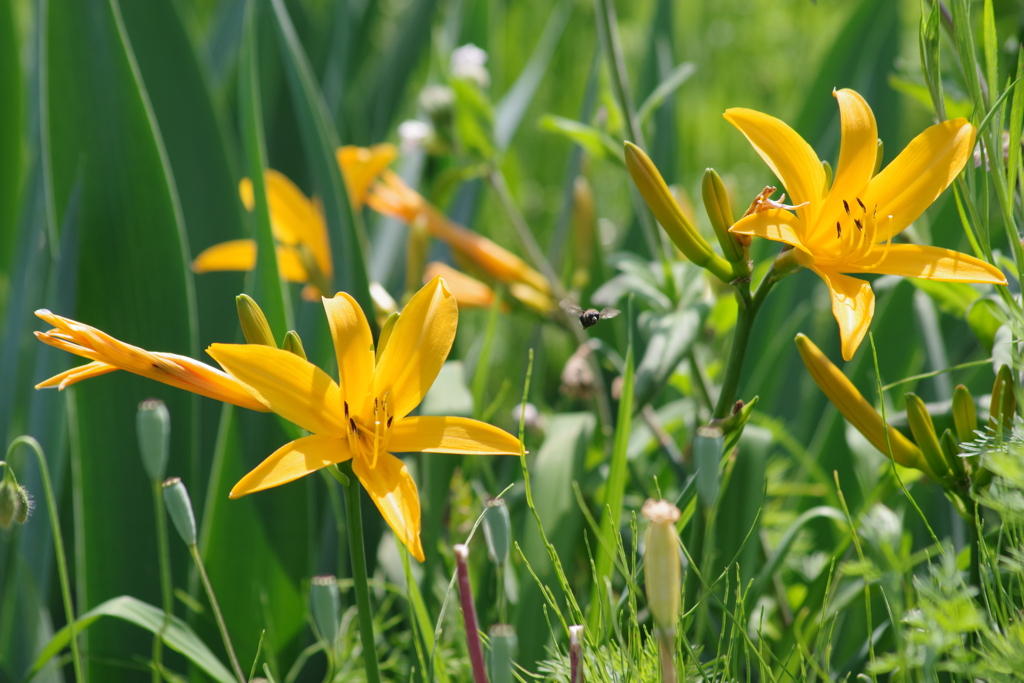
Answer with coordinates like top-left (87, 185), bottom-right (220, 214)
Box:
top-left (729, 208), bottom-right (806, 250)
top-left (862, 118), bottom-right (975, 239)
top-left (816, 89), bottom-right (878, 242)
top-left (353, 451), bottom-right (424, 561)
top-left (846, 244), bottom-right (1007, 283)
top-left (322, 292), bottom-right (375, 410)
top-left (207, 344), bottom-right (347, 436)
top-left (276, 245), bottom-right (310, 283)
top-left (812, 268), bottom-right (875, 361)
top-left (424, 262), bottom-right (497, 309)
top-left (509, 283), bottom-right (557, 314)
top-left (373, 276), bottom-right (456, 420)
top-left (337, 144), bottom-right (399, 209)
top-left (723, 107), bottom-right (825, 224)
top-left (192, 239), bottom-right (257, 274)
top-left (229, 434), bottom-right (352, 498)
top-left (265, 170), bottom-right (333, 278)
top-left (388, 416), bottom-right (521, 454)
top-left (35, 360), bottom-right (118, 390)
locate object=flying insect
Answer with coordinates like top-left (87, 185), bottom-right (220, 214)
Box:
top-left (560, 299), bottom-right (621, 329)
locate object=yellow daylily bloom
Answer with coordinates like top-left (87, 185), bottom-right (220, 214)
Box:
top-left (193, 144), bottom-right (397, 300)
top-left (368, 171), bottom-right (554, 298)
top-left (33, 310), bottom-right (268, 413)
top-left (728, 89), bottom-right (1007, 360)
top-left (210, 276), bottom-right (521, 561)
top-left (424, 262), bottom-right (501, 309)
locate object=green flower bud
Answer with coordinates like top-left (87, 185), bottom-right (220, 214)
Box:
top-left (162, 477), bottom-right (197, 546)
top-left (905, 393), bottom-right (950, 481)
top-left (14, 485), bottom-right (31, 525)
top-left (482, 498), bottom-right (511, 566)
top-left (624, 142), bottom-right (733, 283)
top-left (310, 575), bottom-right (341, 649)
top-left (236, 294), bottom-right (276, 347)
top-left (702, 168), bottom-right (746, 266)
top-left (873, 139), bottom-right (884, 176)
top-left (137, 399), bottom-right (171, 483)
top-left (488, 624), bottom-right (517, 683)
top-left (821, 160), bottom-right (833, 189)
top-left (0, 473), bottom-right (20, 530)
top-left (641, 499), bottom-right (681, 635)
top-left (940, 428), bottom-right (966, 481)
top-left (376, 312), bottom-right (400, 363)
top-left (693, 426), bottom-right (723, 509)
top-left (952, 384), bottom-right (977, 444)
top-left (282, 331), bottom-right (307, 360)
top-left (989, 364), bottom-right (1016, 432)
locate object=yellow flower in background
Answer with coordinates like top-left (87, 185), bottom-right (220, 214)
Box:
top-left (192, 144), bottom-right (397, 300)
top-left (369, 171), bottom-right (554, 298)
top-left (424, 262), bottom-right (502, 310)
top-left (212, 276), bottom-right (521, 561)
top-left (33, 310), bottom-right (268, 413)
top-left (728, 89), bottom-right (1006, 360)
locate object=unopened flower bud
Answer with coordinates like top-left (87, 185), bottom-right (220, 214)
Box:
top-left (137, 399), bottom-right (171, 483)
top-left (236, 294), bottom-right (276, 347)
top-left (821, 160), bottom-right (833, 188)
top-left (702, 168), bottom-right (746, 266)
top-left (905, 393), bottom-right (949, 481)
top-left (642, 499), bottom-right (681, 635)
top-left (624, 142), bottom-right (733, 283)
top-left (989, 364), bottom-right (1016, 432)
top-left (0, 473), bottom-right (21, 530)
top-left (873, 139), bottom-right (884, 176)
top-left (940, 429), bottom-right (966, 481)
top-left (282, 330), bottom-right (306, 360)
top-left (162, 477), bottom-right (197, 546)
top-left (14, 485), bottom-right (31, 525)
top-left (310, 575), bottom-right (341, 649)
top-left (376, 312), bottom-right (400, 363)
top-left (488, 624), bottom-right (517, 683)
top-left (952, 384), bottom-right (977, 444)
top-left (482, 498), bottom-right (511, 566)
top-left (511, 402), bottom-right (541, 431)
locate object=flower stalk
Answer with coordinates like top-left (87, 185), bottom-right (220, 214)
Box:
top-left (454, 543), bottom-right (488, 683)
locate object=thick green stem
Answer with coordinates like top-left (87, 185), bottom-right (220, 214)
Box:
top-left (6, 437), bottom-right (85, 683)
top-left (152, 481), bottom-right (174, 683)
top-left (712, 267), bottom-right (777, 419)
top-left (337, 461), bottom-right (382, 683)
top-left (189, 545), bottom-right (246, 683)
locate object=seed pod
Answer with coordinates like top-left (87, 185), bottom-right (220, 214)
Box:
top-left (641, 499), bottom-right (682, 635)
top-left (905, 393), bottom-right (950, 481)
top-left (235, 294), bottom-right (276, 347)
top-left (137, 399), bottom-right (171, 483)
top-left (162, 478), bottom-right (197, 547)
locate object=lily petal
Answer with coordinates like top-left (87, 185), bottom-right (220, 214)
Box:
top-left (862, 118), bottom-right (975, 239)
top-left (207, 344), bottom-right (347, 436)
top-left (424, 262), bottom-right (499, 309)
top-left (813, 268), bottom-right (875, 361)
top-left (389, 416), bottom-right (521, 455)
top-left (353, 451), bottom-right (424, 561)
top-left (35, 360), bottom-right (118, 390)
top-left (729, 208), bottom-right (807, 250)
top-left (846, 244), bottom-right (1007, 284)
top-left (322, 292), bottom-right (375, 410)
top-left (373, 275), bottom-right (457, 420)
top-left (264, 170), bottom-right (333, 278)
top-left (818, 89), bottom-right (877, 242)
top-left (229, 434), bottom-right (352, 498)
top-left (337, 144), bottom-right (398, 209)
top-left (192, 239), bottom-right (257, 274)
top-left (723, 107), bottom-right (825, 223)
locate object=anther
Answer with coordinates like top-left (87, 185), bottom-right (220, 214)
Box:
top-left (856, 197), bottom-right (866, 212)
top-left (872, 204), bottom-right (877, 219)
top-left (854, 218), bottom-right (863, 231)
top-left (387, 416), bottom-right (394, 428)
top-left (836, 221), bottom-right (842, 238)
top-left (843, 200), bottom-right (851, 215)
top-left (349, 418), bottom-right (357, 434)
top-left (344, 401), bottom-right (349, 419)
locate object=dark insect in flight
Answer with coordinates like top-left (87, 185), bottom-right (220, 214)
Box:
top-left (560, 299), bottom-right (621, 329)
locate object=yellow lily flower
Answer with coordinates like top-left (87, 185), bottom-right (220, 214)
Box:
top-left (728, 89), bottom-right (1007, 360)
top-left (209, 276), bottom-right (521, 561)
top-left (368, 170), bottom-right (554, 297)
top-left (424, 262), bottom-right (502, 310)
top-left (192, 144), bottom-right (397, 300)
top-left (33, 310), bottom-right (268, 413)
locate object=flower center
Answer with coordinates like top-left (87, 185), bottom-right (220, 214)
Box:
top-left (343, 396), bottom-right (393, 469)
top-left (820, 195), bottom-right (893, 269)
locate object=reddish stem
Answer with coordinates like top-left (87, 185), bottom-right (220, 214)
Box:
top-left (454, 544), bottom-right (489, 683)
top-left (569, 625), bottom-right (584, 683)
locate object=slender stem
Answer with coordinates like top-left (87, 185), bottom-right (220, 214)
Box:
top-left (6, 437), bottom-right (85, 683)
top-left (656, 631), bottom-right (677, 683)
top-left (712, 267), bottom-right (777, 419)
top-left (189, 545), bottom-right (246, 683)
top-left (454, 545), bottom-right (488, 683)
top-left (337, 461), bottom-right (382, 683)
top-left (968, 500), bottom-right (982, 595)
top-left (152, 481), bottom-right (174, 683)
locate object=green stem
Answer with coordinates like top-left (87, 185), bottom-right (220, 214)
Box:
top-left (968, 500), bottom-right (982, 595)
top-left (189, 545), bottom-right (246, 683)
top-left (152, 481), bottom-right (174, 683)
top-left (336, 461), bottom-right (382, 683)
top-left (6, 437), bottom-right (85, 683)
top-left (712, 267), bottom-right (777, 419)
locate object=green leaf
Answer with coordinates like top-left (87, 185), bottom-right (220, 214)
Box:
top-left (908, 278), bottom-right (980, 318)
top-left (537, 115), bottom-right (625, 166)
top-left (632, 308), bottom-right (702, 409)
top-left (0, 0), bottom-right (22, 280)
top-left (636, 62), bottom-right (696, 126)
top-left (270, 0), bottom-right (375, 328)
top-left (28, 595), bottom-right (235, 683)
top-left (887, 74), bottom-right (972, 120)
top-left (967, 298), bottom-right (1005, 352)
top-left (452, 79), bottom-right (495, 161)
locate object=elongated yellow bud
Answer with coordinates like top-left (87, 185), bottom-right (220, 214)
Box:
top-left (952, 384), bottom-right (977, 444)
top-left (624, 143), bottom-right (733, 283)
top-left (905, 393), bottom-right (950, 481)
top-left (702, 168), bottom-right (746, 266)
top-left (795, 334), bottom-right (932, 477)
top-left (642, 499), bottom-right (681, 635)
top-left (236, 294), bottom-right (276, 347)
